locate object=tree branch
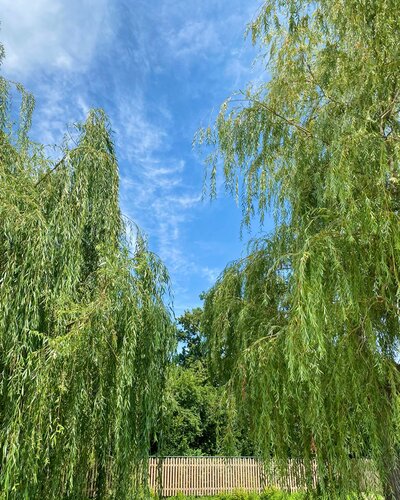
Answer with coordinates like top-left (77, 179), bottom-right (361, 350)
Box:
top-left (233, 92), bottom-right (330, 146)
top-left (35, 154), bottom-right (67, 187)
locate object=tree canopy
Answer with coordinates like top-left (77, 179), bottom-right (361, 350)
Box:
top-left (0, 49), bottom-right (174, 499)
top-left (199, 0), bottom-right (400, 497)
top-left (176, 308), bottom-right (206, 367)
top-left (161, 308), bottom-right (255, 457)
top-left (162, 360), bottom-right (223, 457)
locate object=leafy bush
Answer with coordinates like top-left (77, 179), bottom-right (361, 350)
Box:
top-left (260, 489), bottom-right (306, 499)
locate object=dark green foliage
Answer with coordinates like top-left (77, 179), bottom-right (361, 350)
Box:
top-left (163, 307), bottom-right (227, 456)
top-left (162, 308), bottom-right (255, 457)
top-left (177, 308), bottom-right (206, 366)
top-left (0, 49), bottom-right (174, 499)
top-left (161, 307), bottom-right (220, 456)
top-left (162, 361), bottom-right (224, 456)
top-left (199, 0), bottom-right (400, 497)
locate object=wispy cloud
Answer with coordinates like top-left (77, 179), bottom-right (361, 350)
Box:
top-left (166, 21), bottom-right (222, 59)
top-left (200, 266), bottom-right (221, 284)
top-left (29, 79), bottom-right (90, 146)
top-left (1, 0), bottom-right (112, 148)
top-left (114, 94), bottom-right (202, 277)
top-left (1, 0), bottom-right (109, 77)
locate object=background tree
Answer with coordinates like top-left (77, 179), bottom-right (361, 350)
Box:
top-left (162, 361), bottom-right (223, 456)
top-left (199, 0), bottom-right (400, 497)
top-left (160, 307), bottom-right (255, 457)
top-left (176, 307), bottom-right (206, 366)
top-left (0, 48), bottom-right (174, 499)
top-left (161, 308), bottom-right (224, 456)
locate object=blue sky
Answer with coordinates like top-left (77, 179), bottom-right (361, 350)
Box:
top-left (1, 0), bottom-right (272, 317)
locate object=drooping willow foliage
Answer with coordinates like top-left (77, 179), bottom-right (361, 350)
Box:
top-left (0, 50), bottom-right (174, 499)
top-left (199, 0), bottom-right (400, 497)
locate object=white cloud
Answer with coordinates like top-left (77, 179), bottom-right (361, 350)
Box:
top-left (166, 21), bottom-right (221, 58)
top-left (201, 266), bottom-right (220, 284)
top-left (115, 96), bottom-right (167, 164)
top-left (114, 94), bottom-right (202, 278)
top-left (27, 79), bottom-right (89, 146)
top-left (1, 0), bottom-right (109, 77)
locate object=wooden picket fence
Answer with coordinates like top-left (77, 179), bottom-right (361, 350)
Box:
top-left (83, 456), bottom-right (381, 497)
top-left (148, 456), bottom-right (381, 497)
top-left (149, 456), bottom-right (265, 497)
top-left (148, 457), bottom-right (320, 496)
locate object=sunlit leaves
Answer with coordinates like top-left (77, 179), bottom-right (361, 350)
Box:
top-left (201, 0), bottom-right (400, 496)
top-left (0, 49), bottom-right (174, 499)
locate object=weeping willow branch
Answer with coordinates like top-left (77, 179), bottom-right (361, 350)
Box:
top-left (0, 61), bottom-right (174, 499)
top-left (200, 1), bottom-right (400, 497)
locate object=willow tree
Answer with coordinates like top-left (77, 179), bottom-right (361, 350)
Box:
top-left (0, 50), bottom-right (174, 499)
top-left (199, 0), bottom-right (400, 497)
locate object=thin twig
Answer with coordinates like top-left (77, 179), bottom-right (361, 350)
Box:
top-left (233, 93), bottom-right (330, 146)
top-left (35, 155), bottom-right (67, 187)
top-left (305, 62), bottom-right (348, 110)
